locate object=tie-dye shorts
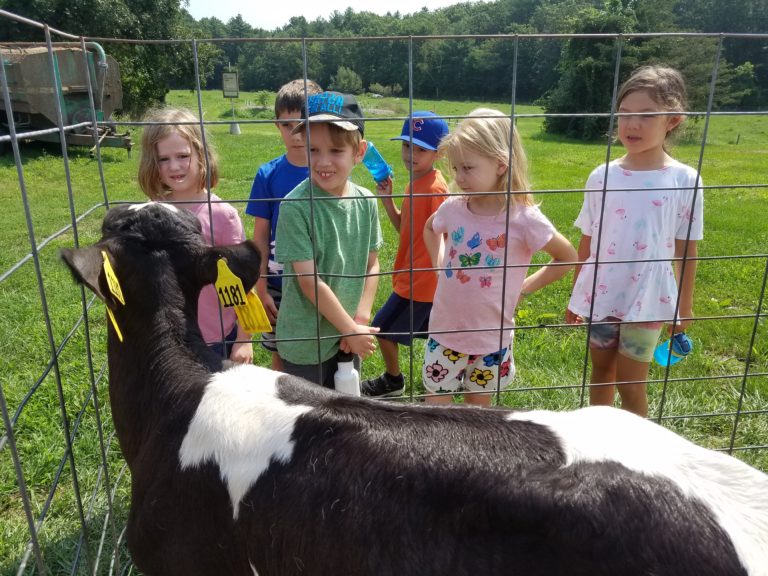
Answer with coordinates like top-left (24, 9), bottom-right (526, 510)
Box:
top-left (589, 317), bottom-right (664, 362)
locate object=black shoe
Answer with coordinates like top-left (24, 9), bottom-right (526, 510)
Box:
top-left (361, 373), bottom-right (405, 397)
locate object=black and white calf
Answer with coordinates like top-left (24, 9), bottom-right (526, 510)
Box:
top-left (61, 202), bottom-right (768, 576)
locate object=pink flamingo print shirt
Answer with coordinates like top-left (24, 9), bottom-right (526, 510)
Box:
top-left (568, 159), bottom-right (704, 323)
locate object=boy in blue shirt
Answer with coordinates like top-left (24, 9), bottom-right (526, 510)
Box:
top-left (246, 79), bottom-right (322, 370)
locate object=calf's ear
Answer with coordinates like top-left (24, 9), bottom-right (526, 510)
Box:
top-left (61, 247), bottom-right (126, 310)
top-left (60, 246), bottom-right (130, 310)
top-left (61, 246), bottom-right (108, 301)
top-left (224, 241), bottom-right (262, 291)
top-left (197, 241), bottom-right (262, 291)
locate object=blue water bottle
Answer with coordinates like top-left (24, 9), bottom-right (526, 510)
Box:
top-left (362, 141), bottom-right (394, 183)
top-left (653, 332), bottom-right (693, 366)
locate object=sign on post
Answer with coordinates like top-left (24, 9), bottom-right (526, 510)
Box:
top-left (222, 70), bottom-right (240, 135)
top-left (222, 71), bottom-right (239, 99)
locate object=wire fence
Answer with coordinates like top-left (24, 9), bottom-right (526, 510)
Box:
top-left (1, 8), bottom-right (767, 574)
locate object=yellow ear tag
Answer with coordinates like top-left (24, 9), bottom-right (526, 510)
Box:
top-left (101, 251), bottom-right (124, 342)
top-left (237, 289), bottom-right (274, 334)
top-left (106, 307), bottom-right (124, 342)
top-left (215, 258), bottom-right (272, 333)
top-left (101, 251), bottom-right (125, 305)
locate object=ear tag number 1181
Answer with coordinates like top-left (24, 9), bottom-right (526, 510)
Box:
top-left (215, 258), bottom-right (272, 333)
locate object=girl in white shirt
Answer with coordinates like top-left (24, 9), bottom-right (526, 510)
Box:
top-left (566, 66), bottom-right (703, 416)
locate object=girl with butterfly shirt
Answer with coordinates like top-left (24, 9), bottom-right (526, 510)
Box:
top-left (423, 108), bottom-right (576, 406)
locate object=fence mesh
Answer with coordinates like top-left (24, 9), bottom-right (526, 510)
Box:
top-left (1, 9), bottom-right (766, 574)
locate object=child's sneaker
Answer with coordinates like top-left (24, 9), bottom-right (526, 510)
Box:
top-left (361, 373), bottom-right (405, 397)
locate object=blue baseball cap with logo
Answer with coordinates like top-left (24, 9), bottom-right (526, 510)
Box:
top-left (293, 91), bottom-right (365, 136)
top-left (390, 111), bottom-right (449, 151)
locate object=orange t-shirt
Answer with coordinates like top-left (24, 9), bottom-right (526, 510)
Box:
top-left (392, 169), bottom-right (448, 302)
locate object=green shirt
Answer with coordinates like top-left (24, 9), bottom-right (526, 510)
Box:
top-left (275, 179), bottom-right (383, 364)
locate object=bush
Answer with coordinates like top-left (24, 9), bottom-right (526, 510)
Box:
top-left (368, 82), bottom-right (403, 97)
top-left (329, 66), bottom-right (363, 94)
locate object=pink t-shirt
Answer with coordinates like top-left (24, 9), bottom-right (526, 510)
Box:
top-left (429, 197), bottom-right (555, 355)
top-left (186, 194), bottom-right (245, 344)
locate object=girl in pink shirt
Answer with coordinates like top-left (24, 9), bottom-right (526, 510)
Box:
top-left (138, 107), bottom-right (253, 363)
top-left (423, 108), bottom-right (576, 406)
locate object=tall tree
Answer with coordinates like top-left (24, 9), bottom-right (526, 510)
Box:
top-left (672, 0), bottom-right (768, 99)
top-left (543, 2), bottom-right (640, 140)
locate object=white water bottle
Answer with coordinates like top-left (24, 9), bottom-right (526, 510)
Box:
top-left (334, 352), bottom-right (360, 396)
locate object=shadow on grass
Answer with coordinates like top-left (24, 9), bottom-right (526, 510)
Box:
top-left (0, 139), bottom-right (132, 165)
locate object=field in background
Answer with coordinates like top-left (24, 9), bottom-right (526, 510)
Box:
top-left (1, 90), bottom-right (767, 571)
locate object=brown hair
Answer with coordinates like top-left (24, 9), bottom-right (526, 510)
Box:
top-left (274, 79), bottom-right (323, 119)
top-left (439, 108), bottom-right (533, 207)
top-left (138, 107), bottom-right (219, 200)
top-left (617, 65), bottom-right (688, 141)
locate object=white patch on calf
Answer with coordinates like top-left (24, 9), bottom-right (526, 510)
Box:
top-left (507, 406), bottom-right (768, 576)
top-left (129, 201), bottom-right (178, 213)
top-left (179, 365), bottom-right (312, 519)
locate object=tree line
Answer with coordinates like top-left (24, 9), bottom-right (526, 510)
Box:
top-left (1, 0), bottom-right (765, 139)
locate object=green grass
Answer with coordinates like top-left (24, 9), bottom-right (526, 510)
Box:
top-left (1, 90), bottom-right (767, 573)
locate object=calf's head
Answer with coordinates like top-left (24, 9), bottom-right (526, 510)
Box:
top-left (60, 202), bottom-right (261, 342)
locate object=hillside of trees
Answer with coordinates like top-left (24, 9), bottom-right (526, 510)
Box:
top-left (1, 0), bottom-right (765, 139)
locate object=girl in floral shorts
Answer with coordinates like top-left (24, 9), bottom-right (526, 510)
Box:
top-left (422, 109), bottom-right (576, 406)
top-left (423, 338), bottom-right (515, 399)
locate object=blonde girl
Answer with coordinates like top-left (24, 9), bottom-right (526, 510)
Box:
top-left (566, 66), bottom-right (703, 416)
top-left (423, 108), bottom-right (576, 406)
top-left (139, 107), bottom-right (253, 363)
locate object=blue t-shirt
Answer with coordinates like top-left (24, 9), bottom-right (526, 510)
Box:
top-left (245, 154), bottom-right (309, 288)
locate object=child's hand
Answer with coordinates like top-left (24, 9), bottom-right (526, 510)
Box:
top-left (375, 177), bottom-right (393, 197)
top-left (256, 283), bottom-right (278, 323)
top-left (668, 311), bottom-right (694, 335)
top-left (340, 324), bottom-right (380, 359)
top-left (230, 340), bottom-right (254, 364)
top-left (565, 308), bottom-right (583, 325)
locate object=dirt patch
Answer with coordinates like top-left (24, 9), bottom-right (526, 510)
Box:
top-left (364, 108), bottom-right (398, 116)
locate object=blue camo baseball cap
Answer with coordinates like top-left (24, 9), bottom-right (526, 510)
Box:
top-left (390, 111), bottom-right (449, 151)
top-left (292, 91), bottom-right (365, 136)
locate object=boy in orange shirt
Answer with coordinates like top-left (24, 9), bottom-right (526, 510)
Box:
top-left (362, 112), bottom-right (449, 397)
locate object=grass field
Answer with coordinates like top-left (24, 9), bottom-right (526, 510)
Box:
top-left (1, 90), bottom-right (767, 573)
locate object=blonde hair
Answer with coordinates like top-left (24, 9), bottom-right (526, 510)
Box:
top-left (138, 107), bottom-right (219, 200)
top-left (439, 108), bottom-right (533, 207)
top-left (617, 65), bottom-right (688, 143)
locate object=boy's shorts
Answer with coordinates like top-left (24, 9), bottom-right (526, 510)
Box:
top-left (209, 325), bottom-right (238, 360)
top-left (372, 292), bottom-right (432, 345)
top-left (259, 283), bottom-right (282, 353)
top-left (422, 337), bottom-right (515, 394)
top-left (589, 317), bottom-right (664, 363)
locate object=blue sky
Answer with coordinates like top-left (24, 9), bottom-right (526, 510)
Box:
top-left (186, 0), bottom-right (471, 31)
